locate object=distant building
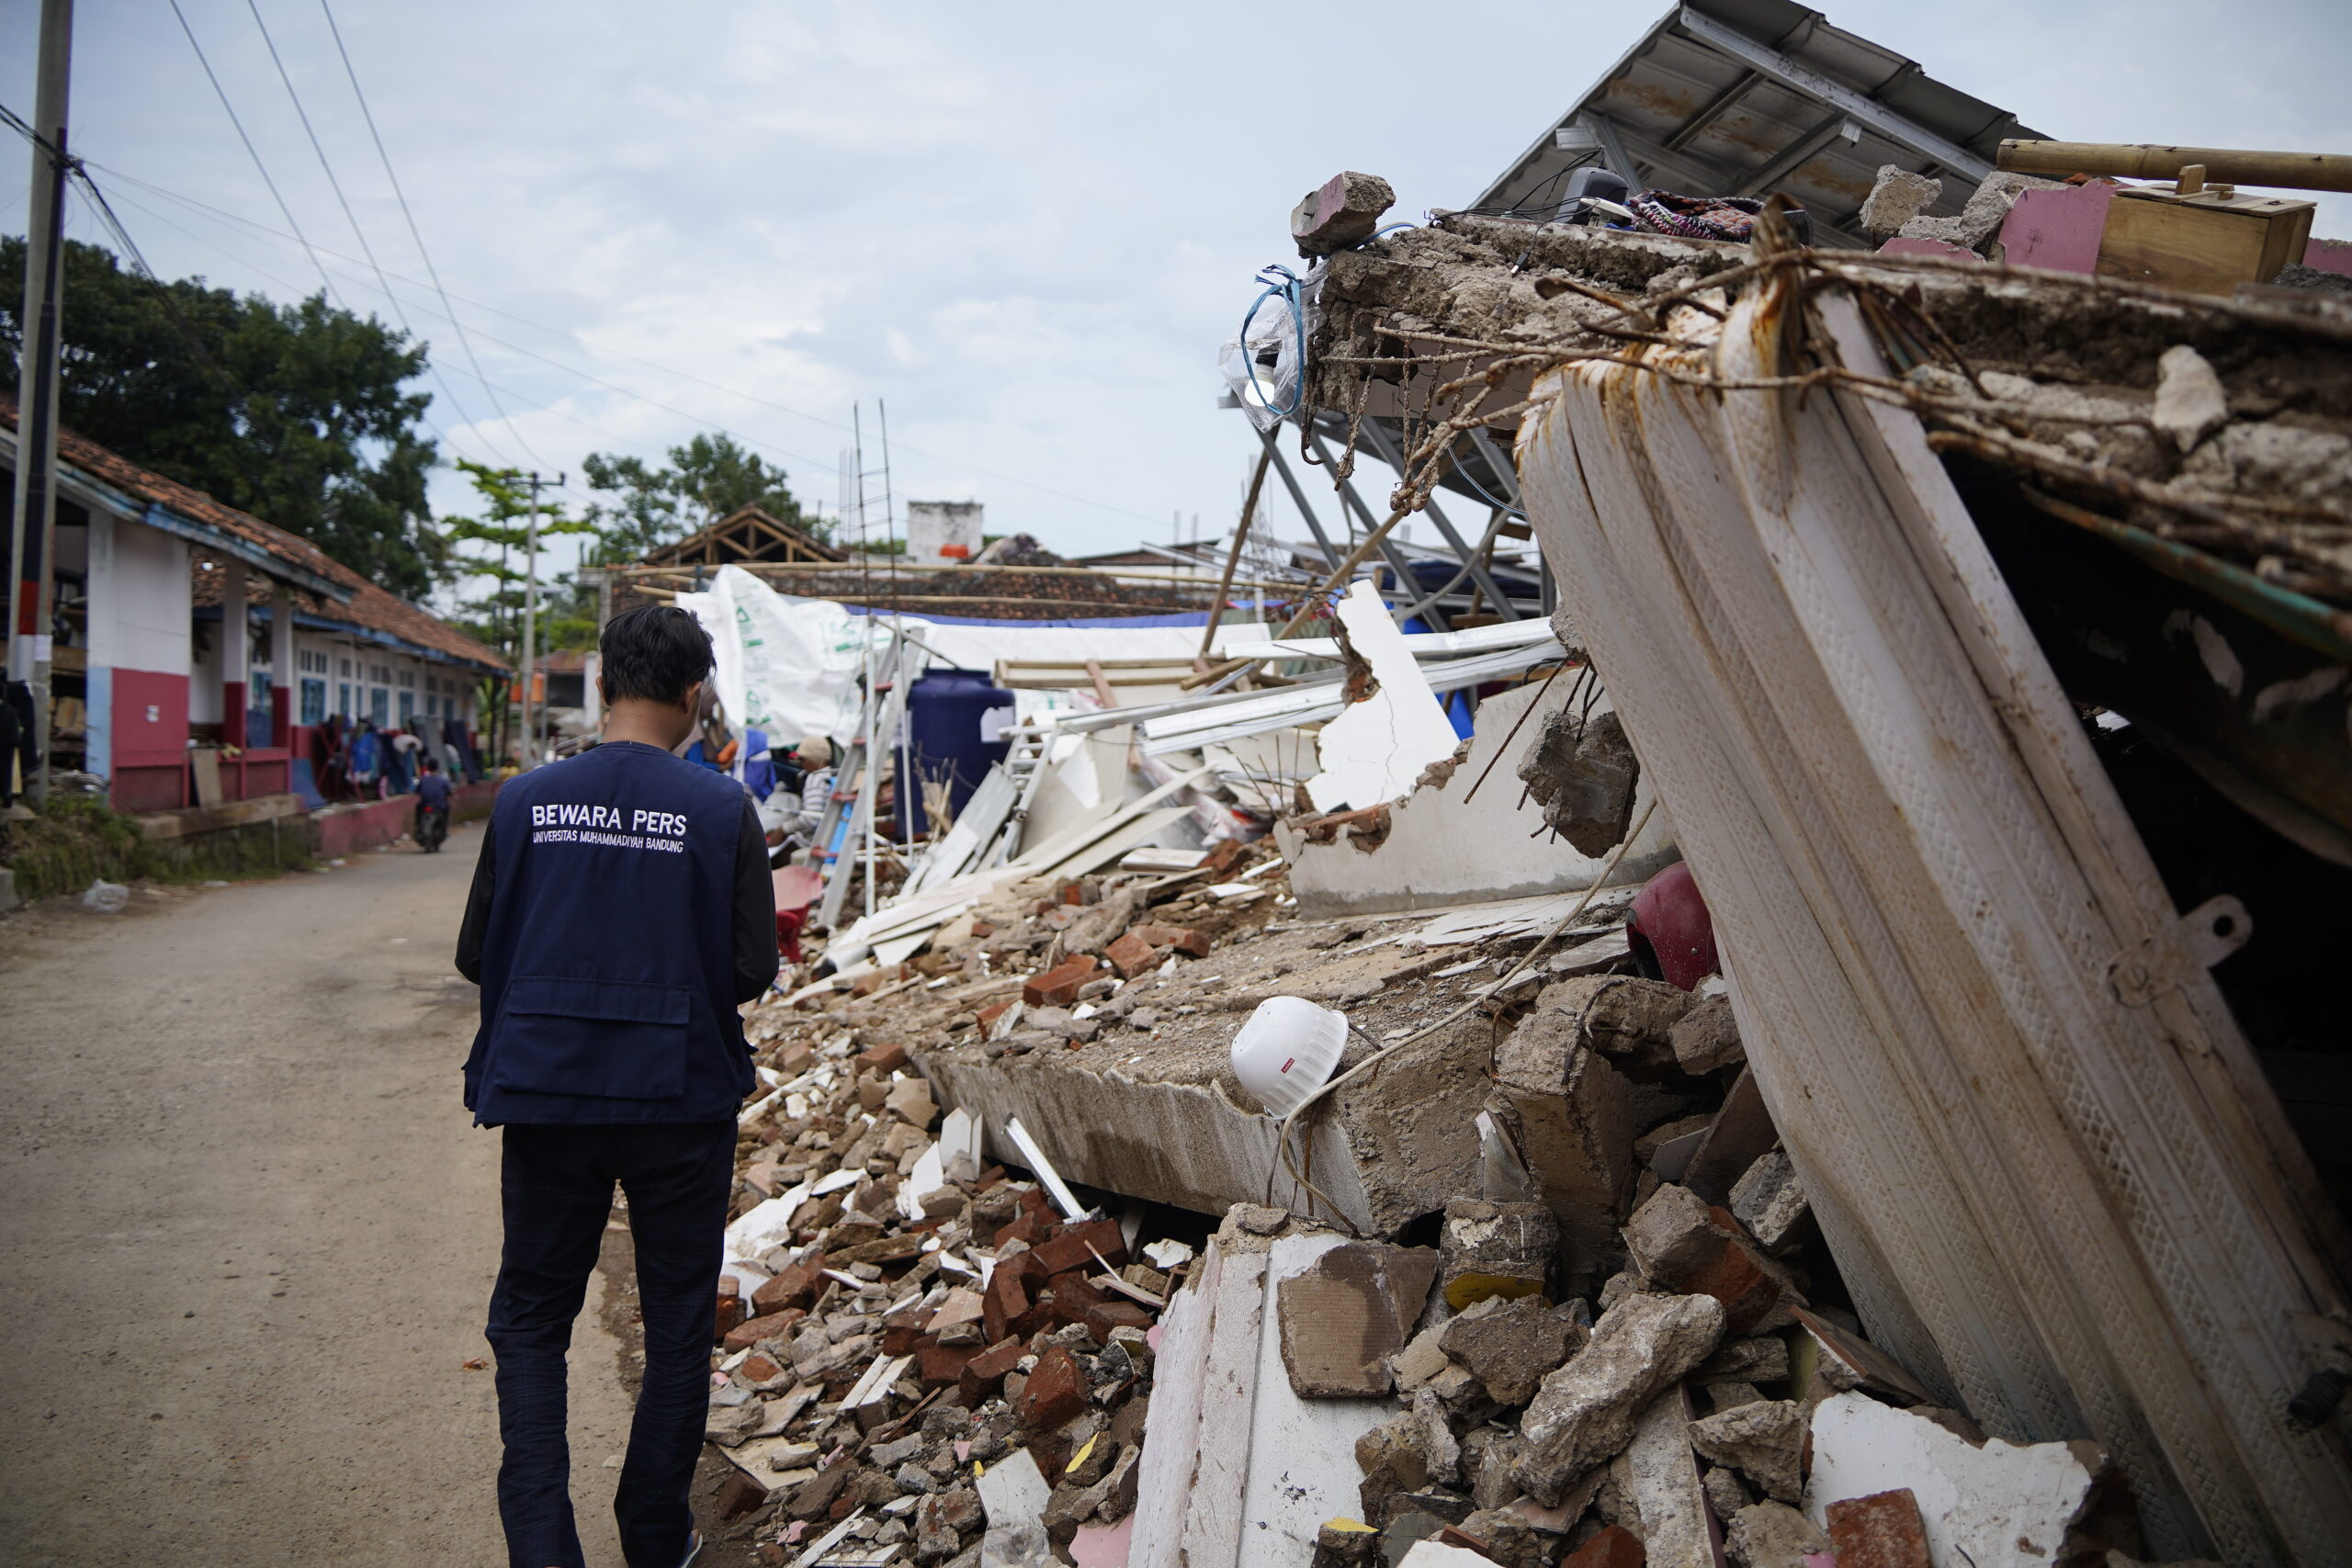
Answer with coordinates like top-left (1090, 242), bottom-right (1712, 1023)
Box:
top-left (905, 501), bottom-right (984, 565)
top-left (3, 400), bottom-right (507, 812)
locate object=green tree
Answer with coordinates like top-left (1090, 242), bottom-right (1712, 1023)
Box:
top-left (0, 237), bottom-right (445, 596)
top-left (580, 432), bottom-right (816, 563)
top-left (442, 460), bottom-right (595, 659)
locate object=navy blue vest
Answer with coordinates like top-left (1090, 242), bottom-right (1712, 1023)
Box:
top-left (465, 740), bottom-right (753, 1125)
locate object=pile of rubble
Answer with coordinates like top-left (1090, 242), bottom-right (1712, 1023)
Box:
top-left (696, 817), bottom-right (2181, 1568)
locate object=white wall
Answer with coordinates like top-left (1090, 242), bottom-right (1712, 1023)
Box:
top-left (111, 521), bottom-right (189, 676)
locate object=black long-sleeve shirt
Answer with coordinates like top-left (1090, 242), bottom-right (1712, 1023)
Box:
top-left (455, 791), bottom-right (779, 1002)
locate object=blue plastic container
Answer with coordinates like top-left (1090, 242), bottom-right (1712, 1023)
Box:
top-left (902, 668), bottom-right (1014, 838)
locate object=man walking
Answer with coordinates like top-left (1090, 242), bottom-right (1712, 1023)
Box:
top-left (457, 605), bottom-right (777, 1567)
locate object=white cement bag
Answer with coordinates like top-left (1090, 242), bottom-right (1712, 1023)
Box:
top-left (676, 566), bottom-right (885, 747)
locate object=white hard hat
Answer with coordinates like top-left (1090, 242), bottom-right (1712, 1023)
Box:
top-left (1229, 996), bottom-right (1349, 1118)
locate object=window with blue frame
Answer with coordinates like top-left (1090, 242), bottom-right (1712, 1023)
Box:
top-left (338, 681), bottom-right (351, 716)
top-left (370, 687), bottom-right (389, 725)
top-left (399, 690), bottom-right (415, 724)
top-left (300, 678), bottom-right (326, 725)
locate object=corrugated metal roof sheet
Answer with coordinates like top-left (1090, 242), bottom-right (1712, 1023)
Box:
top-left (1469, 1), bottom-right (2045, 247)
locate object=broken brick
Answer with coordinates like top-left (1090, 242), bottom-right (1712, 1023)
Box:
top-left (977, 999), bottom-right (1016, 1032)
top-left (1106, 931), bottom-right (1160, 979)
top-left (752, 1251), bottom-right (827, 1316)
top-left (1018, 1345), bottom-right (1089, 1429)
top-left (1024, 955), bottom-right (1102, 1008)
top-left (715, 1467), bottom-right (772, 1521)
top-left (959, 1337), bottom-right (1026, 1400)
top-left (1622, 1183), bottom-right (1803, 1335)
top-left (983, 1266), bottom-right (1034, 1345)
top-left (1083, 1300), bottom-right (1154, 1342)
top-left (1031, 1216), bottom-right (1128, 1276)
top-left (715, 1277), bottom-right (746, 1344)
top-left (920, 1341), bottom-right (980, 1389)
top-left (993, 1210), bottom-right (1050, 1251)
top-left (1559, 1523), bottom-right (1645, 1568)
top-left (724, 1309), bottom-right (804, 1352)
top-left (1128, 922), bottom-right (1210, 958)
top-left (1826, 1487), bottom-right (1932, 1568)
top-left (855, 1042), bottom-right (911, 1074)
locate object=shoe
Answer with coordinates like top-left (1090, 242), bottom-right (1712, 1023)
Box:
top-left (678, 1529), bottom-right (703, 1568)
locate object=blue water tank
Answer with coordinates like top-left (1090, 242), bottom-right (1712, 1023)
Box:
top-left (902, 668), bottom-right (1015, 838)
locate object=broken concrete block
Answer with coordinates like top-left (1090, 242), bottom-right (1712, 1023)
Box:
top-left (1730, 1151), bottom-right (1808, 1253)
top-left (1623, 1181), bottom-right (1804, 1334)
top-left (1439, 1199), bottom-right (1558, 1310)
top-left (1513, 1290), bottom-right (1725, 1506)
top-left (1859, 165), bottom-right (1944, 237)
top-left (887, 1075), bottom-right (939, 1129)
top-left (1278, 1241), bottom-right (1442, 1397)
top-left (1538, 974), bottom-right (1694, 1077)
top-left (1704, 1463), bottom-right (1751, 1521)
top-left (1825, 1486), bottom-right (1932, 1568)
top-left (1688, 1396), bottom-right (1804, 1503)
top-left (1292, 170), bottom-right (1396, 257)
top-left (1439, 1294), bottom-right (1584, 1407)
top-left (1517, 705), bottom-right (1641, 857)
top-left (1490, 1008), bottom-right (1634, 1259)
top-left (2154, 344), bottom-right (2229, 452)
top-left (1390, 1327), bottom-right (1454, 1393)
top-left (1611, 1383), bottom-right (1713, 1566)
top-left (1725, 1500), bottom-right (1831, 1568)
top-left (1708, 1381), bottom-right (1766, 1414)
top-left (1668, 993), bottom-right (1745, 1075)
top-left (1681, 1066), bottom-right (1778, 1206)
top-left (1808, 1391), bottom-right (2099, 1568)
top-left (980, 1518), bottom-right (1055, 1568)
top-left (977, 1446), bottom-right (1053, 1529)
top-left (1898, 169), bottom-right (2059, 253)
top-left (1309, 1517), bottom-right (1380, 1567)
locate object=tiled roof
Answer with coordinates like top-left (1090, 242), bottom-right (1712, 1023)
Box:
top-left (4, 398), bottom-right (508, 673)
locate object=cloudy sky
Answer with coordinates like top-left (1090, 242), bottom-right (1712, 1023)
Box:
top-left (5, 0), bottom-right (2348, 601)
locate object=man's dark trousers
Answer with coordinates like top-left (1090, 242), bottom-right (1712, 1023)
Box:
top-left (487, 1122), bottom-right (734, 1568)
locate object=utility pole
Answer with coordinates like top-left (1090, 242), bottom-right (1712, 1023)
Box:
top-left (515, 470), bottom-right (561, 769)
top-left (7, 0), bottom-right (72, 807)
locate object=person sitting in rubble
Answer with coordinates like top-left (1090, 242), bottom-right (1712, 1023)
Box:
top-left (456, 604), bottom-right (777, 1568)
top-left (759, 733), bottom-right (834, 862)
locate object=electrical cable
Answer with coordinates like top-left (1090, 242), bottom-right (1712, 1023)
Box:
top-left (1238, 264), bottom-right (1307, 421)
top-left (165, 0), bottom-right (349, 314)
top-left (81, 157), bottom-right (1181, 530)
top-left (240, 0), bottom-right (509, 464)
top-left (314, 0), bottom-right (546, 468)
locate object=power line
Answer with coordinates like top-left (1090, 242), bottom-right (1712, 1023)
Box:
top-left (239, 0), bottom-right (510, 464)
top-left (79, 158), bottom-right (1180, 528)
top-left (313, 0), bottom-right (548, 469)
top-left (164, 0), bottom-right (349, 315)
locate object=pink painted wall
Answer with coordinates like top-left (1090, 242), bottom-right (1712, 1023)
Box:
top-left (2304, 238), bottom-right (2352, 277)
top-left (312, 779), bottom-right (502, 858)
top-left (1997, 182), bottom-right (2115, 276)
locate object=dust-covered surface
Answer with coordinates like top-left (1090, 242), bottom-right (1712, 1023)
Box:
top-left (0, 826), bottom-right (642, 1566)
top-left (1309, 210), bottom-right (2352, 595)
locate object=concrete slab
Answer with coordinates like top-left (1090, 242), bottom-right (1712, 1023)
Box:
top-left (1279, 675), bottom-right (1679, 919)
top-left (918, 1007), bottom-right (1490, 1237)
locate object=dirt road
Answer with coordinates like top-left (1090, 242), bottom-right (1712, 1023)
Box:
top-left (0, 827), bottom-right (643, 1566)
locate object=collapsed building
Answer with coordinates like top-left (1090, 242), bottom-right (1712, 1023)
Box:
top-left (677, 6), bottom-right (2352, 1566)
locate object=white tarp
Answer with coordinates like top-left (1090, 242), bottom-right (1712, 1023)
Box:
top-left (675, 570), bottom-right (883, 745)
top-left (674, 565), bottom-right (1267, 737)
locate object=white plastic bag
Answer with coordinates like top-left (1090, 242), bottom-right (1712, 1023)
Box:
top-left (82, 878), bottom-right (128, 913)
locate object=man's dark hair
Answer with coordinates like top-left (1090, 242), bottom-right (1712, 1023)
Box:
top-left (422, 755), bottom-right (439, 772)
top-left (600, 605), bottom-right (715, 705)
